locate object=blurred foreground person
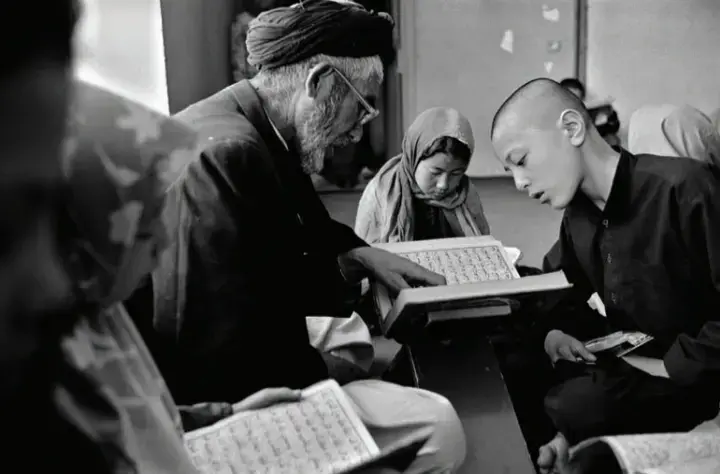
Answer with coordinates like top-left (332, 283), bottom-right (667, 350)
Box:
top-left (0, 1), bottom-right (115, 470)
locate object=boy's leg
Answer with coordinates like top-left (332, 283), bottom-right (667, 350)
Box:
top-left (544, 358), bottom-right (720, 445)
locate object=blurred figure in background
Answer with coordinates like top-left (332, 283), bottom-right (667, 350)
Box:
top-left (560, 77), bottom-right (621, 147)
top-left (559, 77), bottom-right (586, 102)
top-left (628, 104), bottom-right (720, 168)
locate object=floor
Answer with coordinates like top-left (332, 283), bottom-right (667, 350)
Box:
top-left (320, 177), bottom-right (563, 268)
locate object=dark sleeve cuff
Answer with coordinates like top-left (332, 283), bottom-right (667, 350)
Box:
top-left (329, 219), bottom-right (368, 255)
top-left (664, 335), bottom-right (705, 386)
top-left (179, 402), bottom-right (233, 432)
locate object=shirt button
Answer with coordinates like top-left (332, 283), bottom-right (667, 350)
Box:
top-left (602, 219), bottom-right (609, 227)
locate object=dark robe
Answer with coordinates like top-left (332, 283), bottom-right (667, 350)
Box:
top-left (151, 81), bottom-right (367, 404)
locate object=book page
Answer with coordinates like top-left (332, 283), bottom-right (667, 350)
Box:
top-left (572, 433), bottom-right (720, 473)
top-left (184, 379), bottom-right (379, 474)
top-left (371, 236), bottom-right (520, 321)
top-left (372, 235), bottom-right (503, 255)
top-left (641, 455), bottom-right (720, 474)
top-left (639, 456), bottom-right (720, 474)
top-left (398, 244), bottom-right (518, 285)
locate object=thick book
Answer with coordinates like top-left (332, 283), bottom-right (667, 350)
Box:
top-left (184, 379), bottom-right (429, 474)
top-left (371, 236), bottom-right (572, 338)
top-left (567, 432), bottom-right (720, 474)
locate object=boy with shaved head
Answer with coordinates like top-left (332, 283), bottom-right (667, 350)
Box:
top-left (492, 78), bottom-right (720, 472)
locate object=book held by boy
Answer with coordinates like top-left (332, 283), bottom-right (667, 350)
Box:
top-left (584, 331), bottom-right (655, 359)
top-left (184, 379), bottom-right (429, 474)
top-left (370, 236), bottom-right (572, 338)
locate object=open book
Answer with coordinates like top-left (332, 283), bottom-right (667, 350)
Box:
top-left (568, 432), bottom-right (720, 474)
top-left (184, 379), bottom-right (429, 474)
top-left (371, 236), bottom-right (572, 338)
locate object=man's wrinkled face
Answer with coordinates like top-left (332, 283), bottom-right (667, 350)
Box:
top-left (295, 70), bottom-right (380, 174)
top-left (492, 112), bottom-right (584, 211)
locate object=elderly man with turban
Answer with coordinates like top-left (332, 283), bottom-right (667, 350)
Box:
top-left (144, 1), bottom-right (466, 472)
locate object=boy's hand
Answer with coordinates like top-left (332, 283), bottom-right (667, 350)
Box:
top-left (544, 330), bottom-right (597, 363)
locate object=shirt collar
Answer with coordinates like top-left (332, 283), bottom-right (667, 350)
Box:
top-left (264, 108), bottom-right (290, 152)
top-left (572, 147), bottom-right (635, 222)
top-left (602, 148), bottom-right (635, 220)
top-left (228, 80), bottom-right (291, 156)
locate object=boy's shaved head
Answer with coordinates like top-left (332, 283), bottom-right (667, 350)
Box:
top-left (490, 78), bottom-right (591, 141)
top-left (490, 78), bottom-right (596, 211)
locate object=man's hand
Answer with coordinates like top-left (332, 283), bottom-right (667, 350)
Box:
top-left (544, 330), bottom-right (597, 364)
top-left (232, 387), bottom-right (303, 413)
top-left (537, 432), bottom-right (570, 474)
top-left (342, 247), bottom-right (446, 294)
top-left (621, 355), bottom-right (669, 378)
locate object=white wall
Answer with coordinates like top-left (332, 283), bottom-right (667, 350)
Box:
top-left (587, 0), bottom-right (720, 144)
top-left (73, 0), bottom-right (169, 114)
top-left (400, 0), bottom-right (578, 177)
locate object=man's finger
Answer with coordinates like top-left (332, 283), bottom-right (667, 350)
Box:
top-left (380, 271), bottom-right (411, 295)
top-left (558, 346), bottom-right (576, 361)
top-left (233, 387), bottom-right (302, 412)
top-left (571, 340), bottom-right (597, 361)
top-left (397, 260), bottom-right (446, 286)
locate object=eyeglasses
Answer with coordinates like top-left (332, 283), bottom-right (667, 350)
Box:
top-left (328, 65), bottom-right (380, 126)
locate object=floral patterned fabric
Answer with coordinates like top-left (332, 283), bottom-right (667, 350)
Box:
top-left (57, 81), bottom-right (200, 473)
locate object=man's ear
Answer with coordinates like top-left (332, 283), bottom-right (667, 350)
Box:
top-left (558, 109), bottom-right (587, 147)
top-left (305, 62), bottom-right (336, 101)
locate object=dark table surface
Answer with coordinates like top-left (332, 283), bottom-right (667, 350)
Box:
top-left (408, 331), bottom-right (537, 474)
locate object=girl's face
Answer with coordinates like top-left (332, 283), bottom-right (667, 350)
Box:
top-left (413, 152), bottom-right (469, 199)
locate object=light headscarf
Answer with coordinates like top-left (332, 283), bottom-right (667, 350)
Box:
top-left (628, 104), bottom-right (720, 167)
top-left (57, 81), bottom-right (199, 473)
top-left (355, 107), bottom-right (490, 243)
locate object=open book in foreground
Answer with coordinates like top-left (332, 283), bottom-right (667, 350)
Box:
top-left (184, 379), bottom-right (429, 474)
top-left (371, 236), bottom-right (572, 338)
top-left (568, 432), bottom-right (720, 474)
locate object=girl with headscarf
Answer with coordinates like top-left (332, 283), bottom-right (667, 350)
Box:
top-left (628, 104), bottom-right (720, 167)
top-left (355, 107), bottom-right (490, 244)
top-left (56, 82), bottom-right (302, 473)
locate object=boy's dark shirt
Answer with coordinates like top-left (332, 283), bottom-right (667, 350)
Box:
top-left (542, 150), bottom-right (720, 388)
